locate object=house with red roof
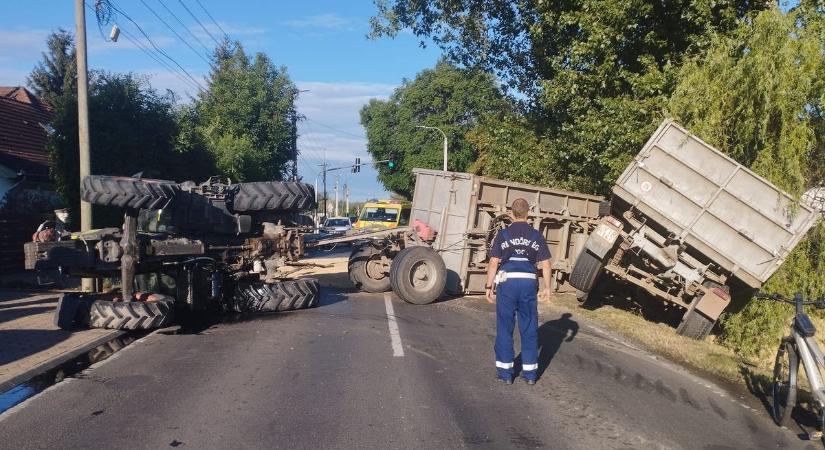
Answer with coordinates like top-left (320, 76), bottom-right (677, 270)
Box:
top-left (0, 86), bottom-right (61, 273)
top-left (0, 86), bottom-right (59, 211)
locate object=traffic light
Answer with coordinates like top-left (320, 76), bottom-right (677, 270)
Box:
top-left (352, 157), bottom-right (360, 173)
top-left (387, 152), bottom-right (398, 172)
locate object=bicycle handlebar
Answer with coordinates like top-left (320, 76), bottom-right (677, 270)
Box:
top-left (756, 292), bottom-right (825, 313)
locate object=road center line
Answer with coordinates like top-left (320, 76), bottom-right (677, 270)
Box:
top-left (383, 292), bottom-right (405, 357)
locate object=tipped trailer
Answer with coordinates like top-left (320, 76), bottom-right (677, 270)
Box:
top-left (570, 120), bottom-right (822, 339)
top-left (314, 170), bottom-right (605, 305)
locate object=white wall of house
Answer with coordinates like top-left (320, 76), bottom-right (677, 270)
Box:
top-left (0, 163), bottom-right (19, 207)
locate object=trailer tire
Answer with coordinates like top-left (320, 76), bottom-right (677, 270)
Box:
top-left (569, 250), bottom-right (604, 293)
top-left (228, 182), bottom-right (316, 213)
top-left (229, 279), bottom-right (320, 313)
top-left (598, 200), bottom-right (612, 217)
top-left (82, 175), bottom-right (179, 210)
top-left (389, 246), bottom-right (446, 305)
top-left (676, 307), bottom-right (715, 340)
top-left (349, 245), bottom-right (391, 293)
top-left (89, 297), bottom-right (175, 330)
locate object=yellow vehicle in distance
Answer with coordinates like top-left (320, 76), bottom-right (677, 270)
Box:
top-left (354, 199), bottom-right (411, 230)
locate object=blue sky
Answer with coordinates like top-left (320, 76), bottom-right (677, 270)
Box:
top-left (0, 0), bottom-right (443, 201)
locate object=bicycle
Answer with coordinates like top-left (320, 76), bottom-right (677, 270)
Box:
top-left (759, 292), bottom-right (825, 440)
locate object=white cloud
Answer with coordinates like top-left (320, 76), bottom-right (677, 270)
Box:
top-left (295, 81), bottom-right (397, 200)
top-left (0, 28), bottom-right (52, 64)
top-left (282, 13), bottom-right (357, 30)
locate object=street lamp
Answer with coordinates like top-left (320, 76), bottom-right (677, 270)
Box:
top-left (415, 125), bottom-right (448, 172)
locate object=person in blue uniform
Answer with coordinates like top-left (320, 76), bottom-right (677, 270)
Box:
top-left (485, 198), bottom-right (552, 385)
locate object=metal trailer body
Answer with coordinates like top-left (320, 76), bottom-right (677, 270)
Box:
top-left (574, 119), bottom-right (821, 337)
top-left (409, 169), bottom-right (604, 294)
top-left (613, 120), bottom-right (820, 288)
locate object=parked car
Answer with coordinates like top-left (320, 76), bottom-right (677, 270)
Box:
top-left (320, 217), bottom-right (352, 235)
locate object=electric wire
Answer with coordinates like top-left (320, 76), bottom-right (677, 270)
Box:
top-left (118, 27), bottom-right (201, 93)
top-left (84, 1), bottom-right (201, 93)
top-left (105, 0), bottom-right (206, 91)
top-left (177, 0), bottom-right (222, 46)
top-left (305, 118), bottom-right (367, 139)
top-left (138, 0), bottom-right (211, 64)
top-left (156, 0), bottom-right (213, 55)
top-left (193, 0), bottom-right (229, 39)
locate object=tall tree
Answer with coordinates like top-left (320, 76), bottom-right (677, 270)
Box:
top-left (666, 5), bottom-right (825, 358)
top-left (360, 61), bottom-right (511, 197)
top-left (372, 0), bottom-right (769, 194)
top-left (191, 41), bottom-right (296, 182)
top-left (48, 73), bottom-right (213, 226)
top-left (26, 29), bottom-right (77, 106)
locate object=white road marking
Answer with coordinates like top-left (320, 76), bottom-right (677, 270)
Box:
top-left (383, 292), bottom-right (405, 357)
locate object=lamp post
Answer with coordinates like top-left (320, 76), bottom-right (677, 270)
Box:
top-left (416, 125), bottom-right (448, 171)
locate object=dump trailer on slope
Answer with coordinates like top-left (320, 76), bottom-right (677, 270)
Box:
top-left (571, 120), bottom-right (822, 339)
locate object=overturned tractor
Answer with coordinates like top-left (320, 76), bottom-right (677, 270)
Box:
top-left (25, 175), bottom-right (320, 330)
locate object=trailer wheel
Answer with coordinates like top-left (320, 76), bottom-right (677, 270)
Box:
top-left (229, 279), bottom-right (320, 313)
top-left (228, 181), bottom-right (316, 213)
top-left (598, 200), bottom-right (612, 217)
top-left (676, 306), bottom-right (715, 340)
top-left (389, 246), bottom-right (446, 305)
top-left (89, 296), bottom-right (175, 330)
top-left (82, 175), bottom-right (179, 210)
top-left (349, 245), bottom-right (391, 293)
top-left (569, 250), bottom-right (604, 293)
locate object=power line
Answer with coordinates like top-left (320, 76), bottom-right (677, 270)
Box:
top-left (305, 118), bottom-right (367, 139)
top-left (177, 0), bottom-right (221, 47)
top-left (105, 0), bottom-right (206, 91)
top-left (84, 1), bottom-right (200, 93)
top-left (156, 0), bottom-right (213, 56)
top-left (193, 0), bottom-right (228, 39)
top-left (119, 27), bottom-right (201, 93)
top-left (137, 0), bottom-right (210, 64)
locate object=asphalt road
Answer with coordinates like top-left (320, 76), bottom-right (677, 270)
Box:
top-left (0, 286), bottom-right (815, 449)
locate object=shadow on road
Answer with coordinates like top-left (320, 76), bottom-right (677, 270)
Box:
top-left (536, 313), bottom-right (579, 379)
top-left (741, 366), bottom-right (820, 439)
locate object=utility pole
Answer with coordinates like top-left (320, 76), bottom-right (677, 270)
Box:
top-left (75, 0), bottom-right (93, 292)
top-left (322, 162), bottom-right (327, 221)
top-left (334, 176), bottom-right (339, 217)
top-left (344, 183), bottom-right (349, 216)
top-left (290, 109), bottom-right (298, 181)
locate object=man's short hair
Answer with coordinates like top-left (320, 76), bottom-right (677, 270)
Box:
top-left (511, 198), bottom-right (529, 219)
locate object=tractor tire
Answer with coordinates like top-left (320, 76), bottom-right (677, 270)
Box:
top-left (53, 293), bottom-right (94, 330)
top-left (82, 175), bottom-right (179, 210)
top-left (389, 246), bottom-right (446, 305)
top-left (229, 279), bottom-right (320, 313)
top-left (676, 307), bottom-right (715, 340)
top-left (228, 182), bottom-right (316, 213)
top-left (349, 244), bottom-right (391, 293)
top-left (569, 250), bottom-right (604, 293)
top-left (168, 191), bottom-right (239, 235)
top-left (88, 296), bottom-right (175, 330)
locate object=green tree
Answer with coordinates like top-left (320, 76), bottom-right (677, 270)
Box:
top-left (360, 61), bottom-right (511, 197)
top-left (26, 28), bottom-right (77, 106)
top-left (667, 5), bottom-right (825, 360)
top-left (191, 41), bottom-right (296, 182)
top-left (48, 73), bottom-right (213, 226)
top-left (372, 0), bottom-right (769, 194)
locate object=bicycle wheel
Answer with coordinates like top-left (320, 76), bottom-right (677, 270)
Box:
top-left (772, 339), bottom-right (799, 426)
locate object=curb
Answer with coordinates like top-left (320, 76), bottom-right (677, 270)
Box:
top-left (0, 329), bottom-right (124, 393)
